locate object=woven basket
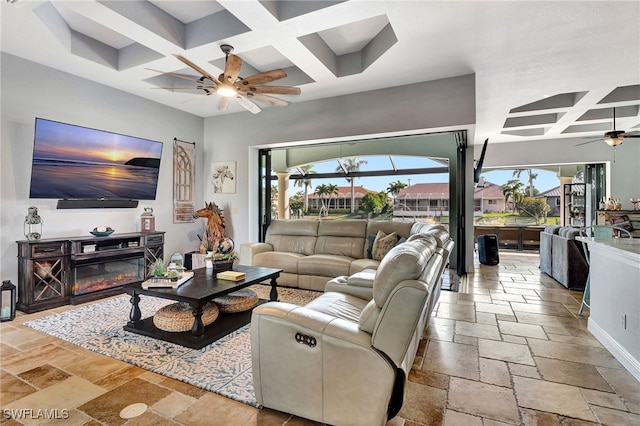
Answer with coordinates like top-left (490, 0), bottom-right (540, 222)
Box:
top-left (213, 289), bottom-right (258, 314)
top-left (153, 302), bottom-right (219, 333)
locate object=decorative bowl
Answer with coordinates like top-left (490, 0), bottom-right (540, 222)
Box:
top-left (90, 230), bottom-right (114, 237)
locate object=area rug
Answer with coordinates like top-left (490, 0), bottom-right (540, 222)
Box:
top-left (24, 285), bottom-right (319, 408)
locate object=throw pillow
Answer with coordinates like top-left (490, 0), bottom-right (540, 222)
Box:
top-left (366, 234), bottom-right (377, 259)
top-left (372, 230), bottom-right (398, 261)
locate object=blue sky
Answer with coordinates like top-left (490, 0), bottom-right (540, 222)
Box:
top-left (292, 155), bottom-right (559, 194)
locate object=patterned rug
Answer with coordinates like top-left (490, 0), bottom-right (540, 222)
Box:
top-left (24, 284), bottom-right (320, 408)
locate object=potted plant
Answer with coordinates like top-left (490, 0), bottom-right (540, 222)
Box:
top-left (205, 250), bottom-right (238, 272)
top-left (148, 257), bottom-right (165, 278)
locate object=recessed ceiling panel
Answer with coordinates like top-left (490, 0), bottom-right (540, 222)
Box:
top-left (509, 92), bottom-right (587, 113)
top-left (259, 0), bottom-right (346, 22)
top-left (185, 9), bottom-right (251, 50)
top-left (503, 113), bottom-right (562, 128)
top-left (317, 14), bottom-right (389, 56)
top-left (577, 105), bottom-right (639, 121)
top-left (562, 123), bottom-right (613, 134)
top-left (149, 0), bottom-right (225, 24)
top-left (36, 2), bottom-right (163, 70)
top-left (54, 5), bottom-right (133, 49)
top-left (597, 84), bottom-right (640, 104)
top-left (100, 0), bottom-right (185, 48)
top-left (501, 128), bottom-right (548, 137)
top-left (299, 15), bottom-right (396, 78)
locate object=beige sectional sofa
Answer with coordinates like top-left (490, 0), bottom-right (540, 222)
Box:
top-left (240, 219), bottom-right (454, 292)
top-left (251, 231), bottom-right (450, 425)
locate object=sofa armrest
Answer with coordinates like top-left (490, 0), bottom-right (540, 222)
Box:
top-left (239, 242), bottom-right (273, 265)
top-left (251, 302), bottom-right (396, 425)
top-left (372, 280), bottom-right (429, 369)
top-left (325, 276), bottom-right (374, 300)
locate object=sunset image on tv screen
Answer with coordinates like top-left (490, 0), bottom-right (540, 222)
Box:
top-left (29, 118), bottom-right (163, 200)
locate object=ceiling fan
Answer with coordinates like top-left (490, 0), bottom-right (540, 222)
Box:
top-left (577, 107), bottom-right (640, 147)
top-left (148, 44), bottom-right (301, 114)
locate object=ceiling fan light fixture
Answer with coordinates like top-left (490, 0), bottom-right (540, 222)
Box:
top-left (604, 136), bottom-right (623, 147)
top-left (217, 84), bottom-right (237, 98)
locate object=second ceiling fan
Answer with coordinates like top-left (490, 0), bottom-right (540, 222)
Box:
top-left (152, 44), bottom-right (301, 114)
top-left (577, 107), bottom-right (640, 147)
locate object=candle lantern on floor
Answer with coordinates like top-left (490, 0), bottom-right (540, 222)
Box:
top-left (1, 280), bottom-right (16, 322)
top-left (141, 207), bottom-right (155, 233)
top-left (24, 206), bottom-right (43, 240)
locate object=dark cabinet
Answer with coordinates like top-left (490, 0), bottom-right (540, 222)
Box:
top-left (17, 240), bottom-right (70, 313)
top-left (17, 232), bottom-right (164, 313)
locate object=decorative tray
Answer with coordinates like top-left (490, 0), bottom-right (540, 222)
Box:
top-left (142, 271), bottom-right (194, 289)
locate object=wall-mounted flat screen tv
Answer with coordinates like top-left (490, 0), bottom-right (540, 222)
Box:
top-left (29, 118), bottom-right (163, 200)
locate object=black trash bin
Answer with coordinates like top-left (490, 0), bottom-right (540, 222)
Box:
top-left (477, 234), bottom-right (499, 265)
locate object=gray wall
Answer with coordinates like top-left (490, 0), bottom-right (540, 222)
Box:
top-left (201, 74), bottom-right (477, 271)
top-left (1, 53), bottom-right (205, 285)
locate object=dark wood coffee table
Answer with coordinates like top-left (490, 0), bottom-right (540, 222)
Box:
top-left (123, 265), bottom-right (281, 349)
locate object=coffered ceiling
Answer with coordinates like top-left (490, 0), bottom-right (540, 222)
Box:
top-left (1, 0), bottom-right (639, 146)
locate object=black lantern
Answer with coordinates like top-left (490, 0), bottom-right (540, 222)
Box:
top-left (1, 280), bottom-right (16, 322)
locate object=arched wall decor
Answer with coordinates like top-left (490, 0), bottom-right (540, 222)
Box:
top-left (173, 138), bottom-right (196, 222)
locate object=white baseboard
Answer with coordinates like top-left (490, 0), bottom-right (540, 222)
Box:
top-left (588, 319), bottom-right (640, 383)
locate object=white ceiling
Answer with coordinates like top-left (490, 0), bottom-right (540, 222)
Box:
top-left (1, 0), bottom-right (639, 146)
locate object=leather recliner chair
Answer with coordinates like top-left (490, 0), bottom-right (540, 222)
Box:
top-left (250, 234), bottom-right (444, 425)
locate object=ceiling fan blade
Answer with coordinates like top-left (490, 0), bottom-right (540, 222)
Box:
top-left (243, 85), bottom-right (301, 95)
top-left (246, 92), bottom-right (289, 107)
top-left (152, 86), bottom-right (215, 90)
top-left (235, 93), bottom-right (262, 114)
top-left (223, 53), bottom-right (243, 84)
top-left (145, 68), bottom-right (211, 84)
top-left (173, 54), bottom-right (221, 85)
top-left (180, 93), bottom-right (212, 104)
top-left (575, 139), bottom-right (602, 146)
top-left (218, 96), bottom-right (230, 113)
top-left (238, 69), bottom-right (287, 86)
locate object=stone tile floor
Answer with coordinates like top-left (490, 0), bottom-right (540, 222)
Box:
top-left (1, 251), bottom-right (638, 425)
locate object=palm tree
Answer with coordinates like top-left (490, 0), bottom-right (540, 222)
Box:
top-left (293, 165), bottom-right (316, 213)
top-left (512, 169), bottom-right (538, 196)
top-left (386, 180), bottom-right (408, 209)
top-left (335, 157), bottom-right (368, 213)
top-left (315, 184), bottom-right (330, 217)
top-left (326, 183), bottom-right (339, 210)
top-left (502, 179), bottom-right (525, 212)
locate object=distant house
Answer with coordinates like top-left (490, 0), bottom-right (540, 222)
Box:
top-left (474, 183), bottom-right (508, 213)
top-left (394, 182), bottom-right (507, 217)
top-left (536, 186), bottom-right (561, 216)
top-left (307, 186), bottom-right (379, 211)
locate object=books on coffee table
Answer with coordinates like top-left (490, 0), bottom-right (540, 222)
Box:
top-left (142, 271), bottom-right (194, 289)
top-left (216, 270), bottom-right (246, 281)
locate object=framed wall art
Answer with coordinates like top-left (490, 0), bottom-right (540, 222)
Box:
top-left (210, 161), bottom-right (236, 194)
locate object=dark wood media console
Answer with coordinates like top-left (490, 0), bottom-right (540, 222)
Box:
top-left (16, 231), bottom-right (164, 313)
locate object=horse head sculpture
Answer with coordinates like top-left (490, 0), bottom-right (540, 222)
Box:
top-left (194, 202), bottom-right (226, 254)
